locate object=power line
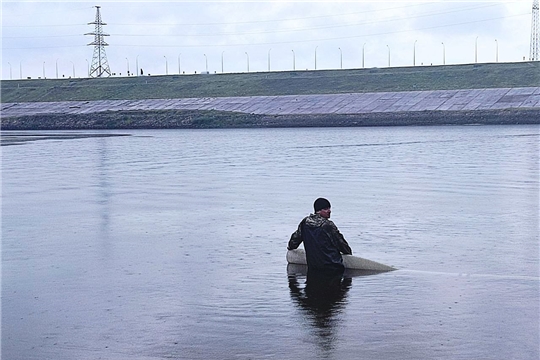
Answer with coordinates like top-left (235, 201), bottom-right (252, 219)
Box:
top-left (3, 10), bottom-right (529, 50)
top-left (112, 12), bottom-right (532, 48)
top-left (105, 3), bottom-right (503, 38)
top-left (2, 2), bottom-right (500, 32)
top-left (1, 2), bottom-right (430, 28)
top-left (3, 3), bottom-right (509, 42)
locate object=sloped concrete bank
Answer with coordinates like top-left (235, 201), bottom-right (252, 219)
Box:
top-left (2, 108), bottom-right (539, 130)
top-left (2, 87), bottom-right (539, 129)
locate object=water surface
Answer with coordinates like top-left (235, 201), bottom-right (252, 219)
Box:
top-left (3, 126), bottom-right (539, 359)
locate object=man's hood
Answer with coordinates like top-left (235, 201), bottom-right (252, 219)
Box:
top-left (305, 213), bottom-right (327, 227)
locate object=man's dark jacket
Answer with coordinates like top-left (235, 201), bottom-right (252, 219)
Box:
top-left (288, 213), bottom-right (352, 271)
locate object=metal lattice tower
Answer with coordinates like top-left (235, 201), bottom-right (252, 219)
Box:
top-left (531, 0), bottom-right (539, 61)
top-left (86, 6), bottom-right (112, 77)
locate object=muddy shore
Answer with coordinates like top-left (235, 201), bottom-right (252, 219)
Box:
top-left (2, 108), bottom-right (539, 130)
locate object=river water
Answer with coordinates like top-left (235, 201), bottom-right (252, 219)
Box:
top-left (2, 125), bottom-right (539, 360)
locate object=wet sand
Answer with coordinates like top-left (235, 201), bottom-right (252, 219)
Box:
top-left (1, 132), bottom-right (131, 146)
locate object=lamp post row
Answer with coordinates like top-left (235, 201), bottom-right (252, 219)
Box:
top-left (163, 39), bottom-right (484, 73)
top-left (6, 38), bottom-right (501, 79)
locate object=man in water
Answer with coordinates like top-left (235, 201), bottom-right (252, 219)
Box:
top-left (288, 198), bottom-right (352, 273)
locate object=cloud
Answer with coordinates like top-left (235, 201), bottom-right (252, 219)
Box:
top-left (1, 1), bottom-right (534, 79)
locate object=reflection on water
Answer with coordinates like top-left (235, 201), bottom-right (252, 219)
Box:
top-left (287, 264), bottom-right (386, 355)
top-left (288, 267), bottom-right (351, 354)
top-left (97, 137), bottom-right (111, 240)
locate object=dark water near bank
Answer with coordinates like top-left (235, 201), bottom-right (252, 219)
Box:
top-left (2, 126), bottom-right (539, 360)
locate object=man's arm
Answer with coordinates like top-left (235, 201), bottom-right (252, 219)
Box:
top-left (325, 221), bottom-right (352, 255)
top-left (287, 220), bottom-right (304, 250)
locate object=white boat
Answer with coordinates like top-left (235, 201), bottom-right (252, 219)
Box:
top-left (286, 248), bottom-right (395, 272)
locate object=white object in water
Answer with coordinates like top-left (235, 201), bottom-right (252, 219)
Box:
top-left (286, 248), bottom-right (395, 272)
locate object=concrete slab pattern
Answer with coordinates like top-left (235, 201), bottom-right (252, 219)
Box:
top-left (196, 98), bottom-right (221, 111)
top-left (78, 103), bottom-right (104, 114)
top-left (506, 87), bottom-right (538, 95)
top-left (328, 96), bottom-right (356, 114)
top-left (446, 93), bottom-right (485, 111)
top-left (401, 91), bottom-right (434, 108)
top-left (137, 99), bottom-right (158, 111)
top-left (329, 94), bottom-right (358, 111)
top-left (335, 95), bottom-right (375, 114)
top-left (131, 99), bottom-right (154, 110)
top-left (296, 94), bottom-right (331, 110)
top-left (351, 93), bottom-right (389, 112)
top-left (233, 98), bottom-right (264, 113)
top-left (354, 93), bottom-right (387, 112)
top-left (158, 99), bottom-right (178, 110)
top-left (370, 97), bottom-right (403, 113)
top-left (237, 96), bottom-right (276, 113)
top-left (285, 96), bottom-right (320, 114)
top-left (458, 89), bottom-right (489, 110)
top-left (436, 90), bottom-right (476, 111)
top-left (469, 89), bottom-right (504, 110)
top-left (63, 101), bottom-right (92, 114)
top-left (258, 99), bottom-right (285, 114)
top-left (277, 101), bottom-right (304, 115)
top-left (414, 91), bottom-right (450, 111)
top-left (520, 94), bottom-right (540, 108)
top-left (251, 96), bottom-right (281, 114)
top-left (482, 88), bottom-right (515, 109)
top-left (385, 92), bottom-right (423, 112)
top-left (494, 93), bottom-right (532, 108)
top-left (267, 96), bottom-right (305, 114)
top-left (2, 87), bottom-right (540, 118)
top-left (313, 97), bottom-right (340, 114)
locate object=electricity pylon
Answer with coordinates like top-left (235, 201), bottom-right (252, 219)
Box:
top-left (86, 6), bottom-right (112, 77)
top-left (531, 0), bottom-right (539, 61)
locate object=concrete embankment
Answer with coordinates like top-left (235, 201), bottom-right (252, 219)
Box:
top-left (2, 87), bottom-right (539, 129)
top-left (1, 62), bottom-right (539, 129)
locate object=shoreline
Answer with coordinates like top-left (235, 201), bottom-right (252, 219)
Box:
top-left (2, 108), bottom-right (539, 130)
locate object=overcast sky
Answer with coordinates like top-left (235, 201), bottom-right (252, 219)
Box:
top-left (1, 0), bottom-right (535, 80)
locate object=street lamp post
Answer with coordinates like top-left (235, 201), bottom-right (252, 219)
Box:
top-left (413, 40), bottom-right (417, 66)
top-left (314, 46), bottom-right (318, 70)
top-left (495, 39), bottom-right (498, 63)
top-left (338, 47), bottom-right (342, 69)
top-left (70, 61), bottom-right (75, 78)
top-left (164, 56), bottom-right (168, 75)
top-left (292, 50), bottom-right (295, 70)
top-left (136, 55), bottom-right (140, 76)
top-left (475, 36), bottom-right (479, 63)
top-left (43, 61), bottom-right (46, 79)
top-left (362, 43), bottom-right (366, 68)
top-left (222, 51), bottom-right (225, 73)
top-left (8, 62), bottom-right (12, 80)
top-left (441, 42), bottom-right (446, 65)
top-left (387, 45), bottom-right (391, 67)
top-left (268, 49), bottom-right (271, 71)
top-left (204, 54), bottom-right (208, 72)
top-left (125, 57), bottom-right (130, 76)
top-left (178, 54), bottom-right (181, 74)
top-left (245, 52), bottom-right (249, 72)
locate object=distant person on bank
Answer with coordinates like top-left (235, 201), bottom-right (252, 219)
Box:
top-left (288, 198), bottom-right (352, 273)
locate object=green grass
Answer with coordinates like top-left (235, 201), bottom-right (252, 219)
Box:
top-left (2, 61), bottom-right (539, 103)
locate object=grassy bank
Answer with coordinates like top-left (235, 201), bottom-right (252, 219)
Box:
top-left (2, 62), bottom-right (539, 103)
